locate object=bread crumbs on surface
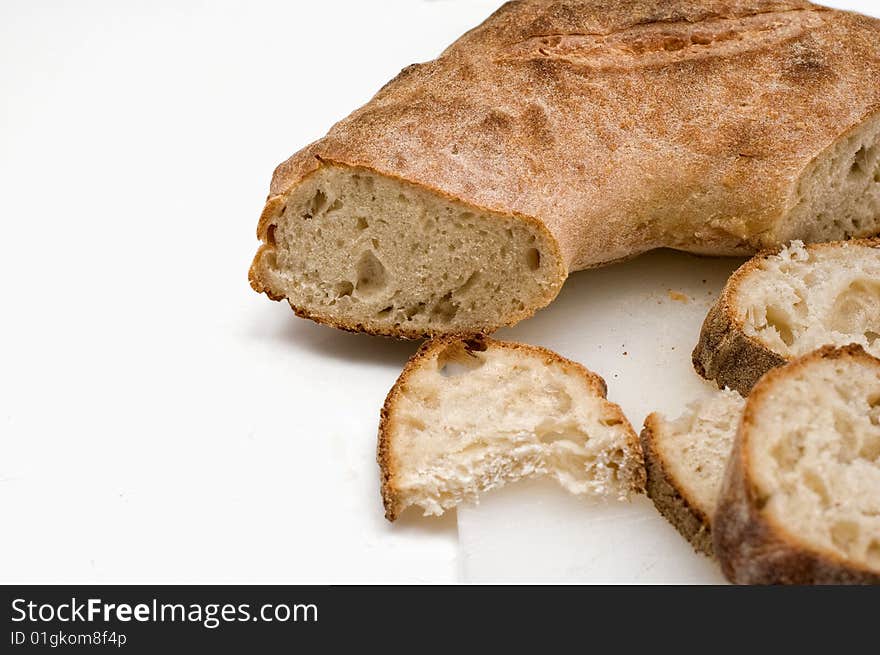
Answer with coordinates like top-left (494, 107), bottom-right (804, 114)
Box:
top-left (668, 290), bottom-right (690, 303)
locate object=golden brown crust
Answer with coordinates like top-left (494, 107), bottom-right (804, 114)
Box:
top-left (693, 238), bottom-right (880, 394)
top-left (377, 335), bottom-right (644, 521)
top-left (252, 1), bottom-right (880, 337)
top-left (640, 415), bottom-right (714, 556)
top-left (713, 344), bottom-right (880, 584)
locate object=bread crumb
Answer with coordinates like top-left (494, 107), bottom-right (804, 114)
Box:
top-left (668, 290), bottom-right (690, 303)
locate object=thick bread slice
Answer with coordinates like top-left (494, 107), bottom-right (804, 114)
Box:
top-left (252, 1), bottom-right (880, 337)
top-left (641, 390), bottom-right (745, 555)
top-left (693, 239), bottom-right (880, 394)
top-left (714, 345), bottom-right (880, 584)
top-left (378, 336), bottom-right (645, 521)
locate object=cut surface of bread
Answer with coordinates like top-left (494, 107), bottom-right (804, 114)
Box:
top-left (714, 345), bottom-right (880, 584)
top-left (252, 1), bottom-right (880, 337)
top-left (251, 167), bottom-right (565, 338)
top-left (642, 390), bottom-right (745, 555)
top-left (694, 239), bottom-right (880, 394)
top-left (778, 114), bottom-right (880, 244)
top-left (378, 336), bottom-right (645, 521)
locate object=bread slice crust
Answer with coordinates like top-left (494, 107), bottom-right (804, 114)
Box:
top-left (378, 335), bottom-right (645, 521)
top-left (252, 1), bottom-right (880, 337)
top-left (641, 415), bottom-right (714, 555)
top-left (693, 238), bottom-right (880, 394)
top-left (713, 344), bottom-right (880, 584)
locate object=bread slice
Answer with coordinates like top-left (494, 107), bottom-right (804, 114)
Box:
top-left (641, 390), bottom-right (745, 555)
top-left (693, 239), bottom-right (880, 394)
top-left (252, 1), bottom-right (880, 337)
top-left (378, 336), bottom-right (645, 521)
top-left (714, 344), bottom-right (880, 584)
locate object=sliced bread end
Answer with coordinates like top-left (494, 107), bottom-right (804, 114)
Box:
top-left (641, 389), bottom-right (745, 556)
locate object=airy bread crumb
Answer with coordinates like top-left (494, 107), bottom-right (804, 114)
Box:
top-left (378, 336), bottom-right (645, 521)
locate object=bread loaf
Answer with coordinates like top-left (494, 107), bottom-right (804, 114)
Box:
top-left (693, 239), bottom-right (880, 394)
top-left (714, 344), bottom-right (880, 584)
top-left (251, 0), bottom-right (880, 337)
top-left (378, 336), bottom-right (644, 521)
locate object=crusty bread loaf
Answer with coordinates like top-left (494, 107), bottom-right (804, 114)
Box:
top-left (641, 390), bottom-right (745, 555)
top-left (252, 0), bottom-right (880, 337)
top-left (693, 239), bottom-right (880, 394)
top-left (714, 344), bottom-right (880, 584)
top-left (378, 336), bottom-right (645, 521)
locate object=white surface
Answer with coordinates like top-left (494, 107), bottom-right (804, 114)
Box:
top-left (460, 483), bottom-right (726, 584)
top-left (0, 0), bottom-right (876, 584)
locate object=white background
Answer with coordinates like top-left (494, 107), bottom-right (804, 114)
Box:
top-left (1, 0), bottom-right (877, 584)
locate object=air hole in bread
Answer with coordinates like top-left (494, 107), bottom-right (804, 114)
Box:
top-left (436, 341), bottom-right (485, 377)
top-left (334, 280), bottom-right (354, 298)
top-left (850, 146), bottom-right (867, 179)
top-left (765, 306), bottom-right (795, 347)
top-left (431, 292), bottom-right (459, 322)
top-left (830, 280), bottom-right (880, 335)
top-left (304, 189), bottom-right (328, 219)
top-left (456, 271), bottom-right (480, 295)
top-left (405, 302), bottom-right (426, 319)
top-left (544, 384), bottom-right (573, 412)
top-left (404, 416), bottom-right (426, 432)
top-left (526, 248), bottom-right (541, 271)
top-left (535, 419), bottom-right (586, 444)
top-left (355, 216), bottom-right (368, 230)
top-left (771, 430), bottom-right (803, 471)
top-left (355, 251), bottom-right (387, 296)
top-left (802, 468), bottom-right (831, 507)
top-left (266, 224), bottom-right (277, 246)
